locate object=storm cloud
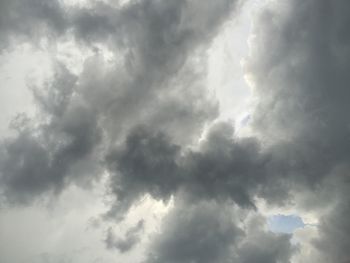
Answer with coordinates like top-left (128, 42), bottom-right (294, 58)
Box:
top-left (0, 0), bottom-right (237, 203)
top-left (1, 0), bottom-right (350, 262)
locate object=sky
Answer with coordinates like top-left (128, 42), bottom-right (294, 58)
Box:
top-left (0, 0), bottom-right (350, 262)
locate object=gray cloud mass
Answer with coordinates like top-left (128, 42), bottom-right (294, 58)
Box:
top-left (1, 0), bottom-right (350, 262)
top-left (105, 219), bottom-right (145, 253)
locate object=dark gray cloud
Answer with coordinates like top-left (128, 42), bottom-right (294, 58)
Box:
top-left (310, 172), bottom-right (350, 263)
top-left (0, 0), bottom-right (67, 50)
top-left (144, 200), bottom-right (244, 263)
top-left (0, 0), bottom-right (238, 204)
top-left (144, 199), bottom-right (295, 263)
top-left (180, 122), bottom-right (266, 207)
top-left (105, 0), bottom-right (350, 261)
top-left (77, 52), bottom-right (218, 146)
top-left (105, 126), bottom-right (181, 219)
top-left (248, 0), bottom-right (350, 166)
top-left (234, 215), bottom-right (296, 263)
top-left (2, 0), bottom-right (350, 262)
top-left (105, 121), bottom-right (268, 218)
top-left (71, 0), bottom-right (239, 146)
top-left (235, 231), bottom-right (294, 263)
top-left (0, 64), bottom-right (102, 204)
top-left (245, 0), bottom-right (350, 261)
top-left (105, 219), bottom-right (144, 253)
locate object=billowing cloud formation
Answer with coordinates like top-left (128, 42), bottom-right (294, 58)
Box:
top-left (0, 0), bottom-right (237, 203)
top-left (1, 0), bottom-right (350, 262)
top-left (246, 0), bottom-right (350, 261)
top-left (106, 122), bottom-right (266, 219)
top-left (145, 200), bottom-right (244, 263)
top-left (107, 0), bottom-right (350, 261)
top-left (144, 199), bottom-right (295, 263)
top-left (0, 64), bottom-right (101, 204)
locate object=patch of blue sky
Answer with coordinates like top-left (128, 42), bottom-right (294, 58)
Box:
top-left (268, 214), bottom-right (305, 234)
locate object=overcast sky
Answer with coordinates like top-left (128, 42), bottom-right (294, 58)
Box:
top-left (1, 0), bottom-right (350, 262)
